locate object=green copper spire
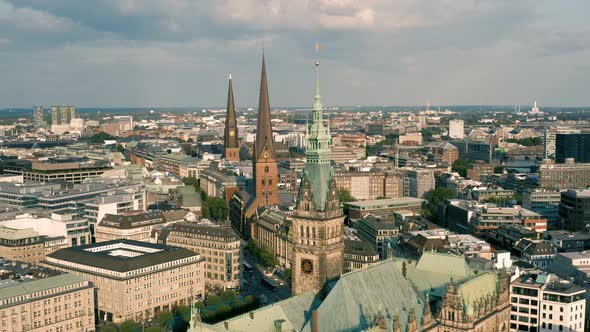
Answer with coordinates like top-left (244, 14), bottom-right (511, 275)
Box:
top-left (296, 56), bottom-right (340, 215)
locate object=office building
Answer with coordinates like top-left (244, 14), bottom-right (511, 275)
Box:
top-left (0, 268), bottom-right (95, 332)
top-left (443, 200), bottom-right (547, 238)
top-left (0, 227), bottom-right (45, 263)
top-left (544, 128), bottom-right (580, 159)
top-left (556, 132), bottom-right (590, 163)
top-left (467, 160), bottom-right (494, 181)
top-left (523, 189), bottom-right (563, 225)
top-left (427, 141), bottom-right (459, 164)
top-left (453, 139), bottom-right (494, 163)
top-left (94, 210), bottom-right (187, 243)
top-left (539, 158), bottom-right (590, 190)
top-left (354, 214), bottom-right (399, 259)
top-left (159, 223), bottom-right (242, 290)
top-left (510, 272), bottom-right (585, 332)
top-left (448, 119), bottom-right (464, 139)
top-left (250, 206), bottom-right (291, 267)
top-left (558, 189), bottom-right (590, 232)
top-left (343, 239), bottom-right (379, 272)
top-left (344, 197), bottom-right (424, 220)
top-left (401, 168), bottom-right (435, 199)
top-left (17, 158), bottom-right (111, 184)
top-left (334, 170), bottom-right (402, 200)
top-left (43, 239), bottom-right (205, 323)
top-left (199, 168), bottom-right (244, 203)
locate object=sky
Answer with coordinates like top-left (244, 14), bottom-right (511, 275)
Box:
top-left (0, 0), bottom-right (589, 108)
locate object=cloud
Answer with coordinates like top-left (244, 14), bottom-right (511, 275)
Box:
top-left (0, 0), bottom-right (77, 32)
top-left (538, 31), bottom-right (590, 56)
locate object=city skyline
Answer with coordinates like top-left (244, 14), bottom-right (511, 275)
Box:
top-left (0, 1), bottom-right (589, 108)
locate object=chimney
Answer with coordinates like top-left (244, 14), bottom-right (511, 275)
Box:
top-left (224, 322), bottom-right (229, 330)
top-left (249, 312), bottom-right (254, 319)
top-left (311, 310), bottom-right (319, 332)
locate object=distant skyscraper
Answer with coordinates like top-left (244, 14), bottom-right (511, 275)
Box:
top-left (59, 106), bottom-right (69, 125)
top-left (290, 57), bottom-right (344, 295)
top-left (449, 119), bottom-right (464, 139)
top-left (51, 106), bottom-right (59, 126)
top-left (68, 105), bottom-right (76, 122)
top-left (33, 106), bottom-right (44, 128)
top-left (223, 74), bottom-right (240, 162)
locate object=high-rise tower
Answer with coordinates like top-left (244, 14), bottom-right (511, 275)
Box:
top-left (250, 55), bottom-right (280, 212)
top-left (223, 74), bottom-right (240, 162)
top-left (51, 106), bottom-right (59, 126)
top-left (33, 106), bottom-right (45, 128)
top-left (290, 55), bottom-right (344, 295)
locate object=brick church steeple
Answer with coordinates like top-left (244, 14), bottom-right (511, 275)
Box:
top-left (250, 54), bottom-right (280, 210)
top-left (223, 73), bottom-right (240, 162)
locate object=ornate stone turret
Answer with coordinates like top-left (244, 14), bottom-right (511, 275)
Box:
top-left (223, 73), bottom-right (240, 162)
top-left (422, 297), bottom-right (433, 328)
top-left (372, 305), bottom-right (387, 330)
top-left (290, 49), bottom-right (345, 296)
top-left (391, 315), bottom-right (401, 332)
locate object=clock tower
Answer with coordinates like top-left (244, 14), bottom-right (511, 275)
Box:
top-left (248, 55), bottom-right (280, 214)
top-left (291, 56), bottom-right (344, 295)
top-left (223, 73), bottom-right (240, 162)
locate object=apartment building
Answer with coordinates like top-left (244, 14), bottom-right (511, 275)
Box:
top-left (43, 239), bottom-right (205, 323)
top-left (343, 239), bottom-right (379, 272)
top-left (0, 271), bottom-right (95, 332)
top-left (354, 214), bottom-right (399, 259)
top-left (401, 168), bottom-right (435, 199)
top-left (510, 272), bottom-right (585, 332)
top-left (199, 168), bottom-right (244, 203)
top-left (160, 223), bottom-right (242, 290)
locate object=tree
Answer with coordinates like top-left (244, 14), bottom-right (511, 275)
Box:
top-left (182, 177), bottom-right (200, 191)
top-left (82, 131), bottom-right (117, 144)
top-left (494, 165), bottom-right (505, 174)
top-left (202, 197), bottom-right (228, 221)
top-left (100, 327), bottom-right (117, 332)
top-left (187, 138), bottom-right (194, 143)
top-left (247, 239), bottom-right (278, 267)
top-left (156, 310), bottom-right (173, 326)
top-left (145, 327), bottom-right (164, 332)
top-left (116, 144), bottom-right (125, 154)
top-left (337, 188), bottom-right (357, 203)
top-left (422, 187), bottom-right (455, 224)
top-left (451, 159), bottom-right (469, 177)
top-left (119, 320), bottom-right (139, 332)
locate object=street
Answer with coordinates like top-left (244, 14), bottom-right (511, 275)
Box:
top-left (240, 249), bottom-right (291, 305)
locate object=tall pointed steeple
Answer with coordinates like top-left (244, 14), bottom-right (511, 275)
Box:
top-left (254, 54), bottom-right (276, 161)
top-left (296, 55), bottom-right (339, 216)
top-left (250, 53), bottom-right (280, 211)
top-left (223, 73), bottom-right (240, 162)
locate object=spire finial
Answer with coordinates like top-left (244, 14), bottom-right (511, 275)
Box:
top-left (229, 72), bottom-right (232, 80)
top-left (313, 42), bottom-right (322, 112)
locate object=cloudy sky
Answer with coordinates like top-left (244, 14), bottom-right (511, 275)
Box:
top-left (0, 0), bottom-right (588, 108)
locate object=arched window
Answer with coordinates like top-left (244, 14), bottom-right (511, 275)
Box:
top-left (312, 227), bottom-right (316, 239)
top-left (306, 226), bottom-right (310, 238)
top-left (264, 166), bottom-right (269, 173)
top-left (299, 226), bottom-right (303, 237)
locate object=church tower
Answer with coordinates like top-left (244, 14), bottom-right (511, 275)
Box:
top-left (223, 73), bottom-right (240, 162)
top-left (250, 55), bottom-right (280, 211)
top-left (291, 54), bottom-right (344, 295)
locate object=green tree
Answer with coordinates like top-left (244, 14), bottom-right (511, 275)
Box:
top-left (182, 177), bottom-right (200, 191)
top-left (423, 187), bottom-right (455, 224)
top-left (514, 192), bottom-right (523, 205)
top-left (82, 131), bottom-right (117, 144)
top-left (284, 268), bottom-right (292, 284)
top-left (145, 327), bottom-right (164, 332)
top-left (337, 188), bottom-right (357, 203)
top-left (202, 197), bottom-right (228, 221)
top-left (119, 320), bottom-right (139, 332)
top-left (116, 144), bottom-right (125, 154)
top-left (494, 165), bottom-right (505, 174)
top-left (100, 327), bottom-right (117, 332)
top-left (247, 239), bottom-right (278, 267)
top-left (451, 159), bottom-right (470, 177)
top-left (156, 310), bottom-right (173, 325)
top-left (187, 138), bottom-right (194, 143)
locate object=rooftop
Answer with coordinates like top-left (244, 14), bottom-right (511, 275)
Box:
top-left (344, 197), bottom-right (424, 209)
top-left (0, 273), bottom-right (89, 303)
top-left (46, 239), bottom-right (199, 273)
top-left (165, 223), bottom-right (240, 241)
top-left (0, 227), bottom-right (42, 240)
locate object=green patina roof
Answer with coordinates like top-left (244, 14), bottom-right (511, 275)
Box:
top-left (307, 259), bottom-right (424, 332)
top-left (458, 273), bottom-right (498, 308)
top-left (0, 273), bottom-right (88, 302)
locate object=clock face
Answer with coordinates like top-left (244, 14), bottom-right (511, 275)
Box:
top-left (229, 130), bottom-right (235, 137)
top-left (263, 151), bottom-right (270, 159)
top-left (301, 259), bottom-right (313, 274)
